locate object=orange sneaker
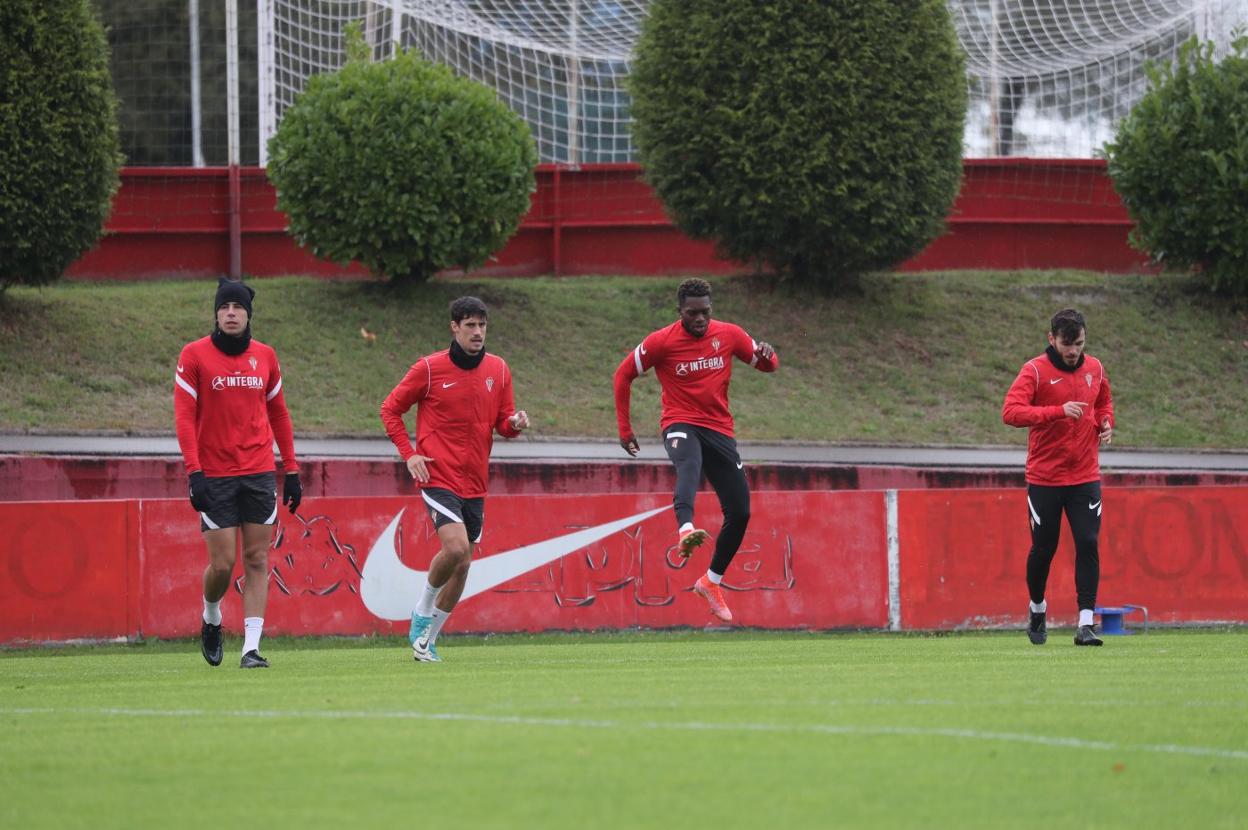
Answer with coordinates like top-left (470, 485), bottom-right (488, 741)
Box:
top-left (678, 527), bottom-right (709, 559)
top-left (693, 575), bottom-right (733, 622)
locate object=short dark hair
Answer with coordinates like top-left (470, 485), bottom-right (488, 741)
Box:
top-left (1050, 308), bottom-right (1086, 342)
top-left (677, 278), bottom-right (711, 306)
top-left (450, 296), bottom-right (488, 323)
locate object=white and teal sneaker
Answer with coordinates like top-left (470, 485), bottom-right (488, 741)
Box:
top-left (408, 612), bottom-right (432, 647)
top-left (412, 637), bottom-right (441, 663)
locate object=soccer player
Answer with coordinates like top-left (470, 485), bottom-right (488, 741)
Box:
top-left (175, 279), bottom-right (301, 669)
top-left (380, 296), bottom-right (530, 663)
top-left (1002, 308), bottom-right (1114, 647)
top-left (613, 278), bottom-right (778, 623)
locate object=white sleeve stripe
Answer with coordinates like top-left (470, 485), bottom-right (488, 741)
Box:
top-left (749, 354), bottom-right (759, 367)
top-left (266, 376), bottom-right (283, 401)
top-left (175, 374), bottom-right (198, 400)
top-left (633, 345), bottom-right (645, 375)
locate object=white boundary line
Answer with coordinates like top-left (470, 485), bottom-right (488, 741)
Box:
top-left (886, 489), bottom-right (901, 632)
top-left (4, 706), bottom-right (1245, 761)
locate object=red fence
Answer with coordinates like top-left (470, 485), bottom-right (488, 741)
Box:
top-left (4, 486), bottom-right (1245, 643)
top-left (66, 159), bottom-right (1151, 280)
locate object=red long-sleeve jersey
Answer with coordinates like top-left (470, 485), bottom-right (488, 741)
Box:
top-left (1002, 350), bottom-right (1113, 486)
top-left (614, 319), bottom-right (778, 440)
top-left (380, 350), bottom-right (520, 499)
top-left (173, 336), bottom-right (298, 476)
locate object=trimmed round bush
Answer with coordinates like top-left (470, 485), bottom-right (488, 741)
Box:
top-left (0, 0), bottom-right (122, 291)
top-left (629, 0), bottom-right (966, 284)
top-left (266, 27), bottom-right (538, 284)
top-left (1105, 36), bottom-right (1248, 296)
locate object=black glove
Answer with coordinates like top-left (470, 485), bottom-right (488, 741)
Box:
top-left (188, 471), bottom-right (211, 512)
top-left (282, 471), bottom-right (302, 514)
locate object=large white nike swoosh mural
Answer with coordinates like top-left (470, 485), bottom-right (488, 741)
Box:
top-left (360, 507), bottom-right (667, 620)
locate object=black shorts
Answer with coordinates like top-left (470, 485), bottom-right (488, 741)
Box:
top-left (199, 472), bottom-right (278, 532)
top-left (422, 487), bottom-right (485, 543)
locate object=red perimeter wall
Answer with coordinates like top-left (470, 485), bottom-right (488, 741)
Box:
top-left (3, 486), bottom-right (1245, 643)
top-left (66, 159), bottom-right (1151, 280)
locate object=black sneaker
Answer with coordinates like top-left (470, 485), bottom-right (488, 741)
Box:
top-left (240, 649), bottom-right (270, 668)
top-left (1028, 611), bottom-right (1047, 645)
top-left (200, 620), bottom-right (223, 666)
top-left (1074, 625), bottom-right (1104, 647)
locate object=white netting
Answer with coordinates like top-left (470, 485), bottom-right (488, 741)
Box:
top-left (260, 0), bottom-right (1248, 165)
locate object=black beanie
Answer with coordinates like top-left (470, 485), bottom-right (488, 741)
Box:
top-left (214, 278), bottom-right (255, 317)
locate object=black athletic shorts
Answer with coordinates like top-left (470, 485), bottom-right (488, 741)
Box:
top-left (421, 487), bottom-right (485, 543)
top-left (199, 472), bottom-right (278, 532)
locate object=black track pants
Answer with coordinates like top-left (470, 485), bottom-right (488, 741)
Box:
top-left (663, 423), bottom-right (751, 576)
top-left (1025, 481), bottom-right (1102, 611)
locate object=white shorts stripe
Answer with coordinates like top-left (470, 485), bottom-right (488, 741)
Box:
top-left (175, 374), bottom-right (198, 400)
top-left (200, 511), bottom-right (220, 530)
top-left (422, 490), bottom-right (463, 524)
top-left (263, 505), bottom-right (278, 525)
top-left (266, 377), bottom-right (283, 401)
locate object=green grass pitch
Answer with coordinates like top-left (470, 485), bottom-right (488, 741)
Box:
top-left (2, 629), bottom-right (1245, 829)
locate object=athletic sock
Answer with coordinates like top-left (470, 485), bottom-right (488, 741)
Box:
top-left (203, 599), bottom-right (222, 626)
top-left (243, 616), bottom-right (263, 654)
top-left (705, 570), bottom-right (723, 585)
top-left (415, 580), bottom-right (439, 617)
top-left (1078, 608), bottom-right (1094, 627)
top-left (1029, 600), bottom-right (1047, 614)
top-left (426, 607), bottom-right (451, 645)
top-left (679, 522), bottom-right (695, 535)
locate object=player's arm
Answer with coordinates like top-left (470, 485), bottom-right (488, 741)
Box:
top-left (735, 328), bottom-right (778, 372)
top-left (380, 360), bottom-right (435, 482)
top-left (1095, 368), bottom-right (1114, 444)
top-left (613, 335), bottom-right (657, 456)
top-left (264, 357), bottom-right (302, 512)
top-left (173, 346), bottom-right (210, 511)
top-left (494, 364), bottom-right (528, 437)
top-left (1001, 365), bottom-right (1070, 426)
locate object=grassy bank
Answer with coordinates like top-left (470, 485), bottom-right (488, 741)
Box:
top-left (1, 270), bottom-right (1245, 448)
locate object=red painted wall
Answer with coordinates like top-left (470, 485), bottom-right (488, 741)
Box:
top-left (66, 160), bottom-right (1152, 280)
top-left (3, 486), bottom-right (1245, 643)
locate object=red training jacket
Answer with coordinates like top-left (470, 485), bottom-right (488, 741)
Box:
top-left (380, 349), bottom-right (520, 499)
top-left (173, 336), bottom-right (298, 476)
top-left (614, 319), bottom-right (778, 440)
top-left (1002, 350), bottom-right (1114, 486)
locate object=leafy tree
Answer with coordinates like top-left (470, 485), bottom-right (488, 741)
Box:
top-left (266, 23), bottom-right (538, 284)
top-left (1, 0), bottom-right (123, 291)
top-left (629, 0), bottom-right (967, 284)
top-left (1105, 36), bottom-right (1248, 296)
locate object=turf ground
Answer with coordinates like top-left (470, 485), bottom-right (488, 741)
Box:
top-left (2, 629), bottom-right (1245, 829)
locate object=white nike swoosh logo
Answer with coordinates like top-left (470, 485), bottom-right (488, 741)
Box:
top-left (177, 365), bottom-right (185, 373)
top-left (359, 506), bottom-right (666, 620)
top-left (1089, 501), bottom-right (1101, 510)
top-left (1049, 379), bottom-right (1062, 384)
top-left (736, 462), bottom-right (744, 469)
top-left (442, 382), bottom-right (456, 388)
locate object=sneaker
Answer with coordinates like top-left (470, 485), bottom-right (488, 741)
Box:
top-left (1074, 625), bottom-right (1103, 647)
top-left (1027, 611), bottom-right (1047, 645)
top-left (409, 612), bottom-right (432, 647)
top-left (692, 575), bottom-right (733, 622)
top-left (240, 649), bottom-right (270, 668)
top-left (200, 620), bottom-right (223, 666)
top-left (678, 527), bottom-right (709, 559)
top-left (413, 637), bottom-right (441, 663)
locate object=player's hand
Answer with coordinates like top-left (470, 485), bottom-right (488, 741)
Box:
top-left (1062, 400), bottom-right (1087, 419)
top-left (620, 435), bottom-right (640, 457)
top-left (1099, 420), bottom-right (1114, 445)
top-left (282, 471), bottom-right (302, 514)
top-left (188, 471), bottom-right (211, 512)
top-left (755, 340), bottom-right (775, 360)
top-left (510, 410), bottom-right (530, 431)
top-left (405, 454), bottom-right (435, 483)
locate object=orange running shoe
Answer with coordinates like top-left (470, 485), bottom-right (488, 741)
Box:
top-left (678, 527), bottom-right (709, 559)
top-left (693, 575), bottom-right (733, 622)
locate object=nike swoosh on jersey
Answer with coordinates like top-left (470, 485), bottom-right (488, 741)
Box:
top-left (442, 382), bottom-right (456, 388)
top-left (177, 365), bottom-right (185, 373)
top-left (1049, 379), bottom-right (1062, 384)
top-left (359, 506), bottom-right (667, 620)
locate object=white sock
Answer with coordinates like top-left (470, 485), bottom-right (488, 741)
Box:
top-left (679, 522), bottom-right (695, 535)
top-left (414, 580), bottom-right (439, 617)
top-left (705, 570), bottom-right (723, 585)
top-left (203, 599), bottom-right (222, 625)
top-left (243, 617), bottom-right (263, 654)
top-left (426, 607), bottom-right (451, 645)
top-left (1079, 608), bottom-right (1095, 627)
top-left (1029, 600), bottom-right (1047, 614)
